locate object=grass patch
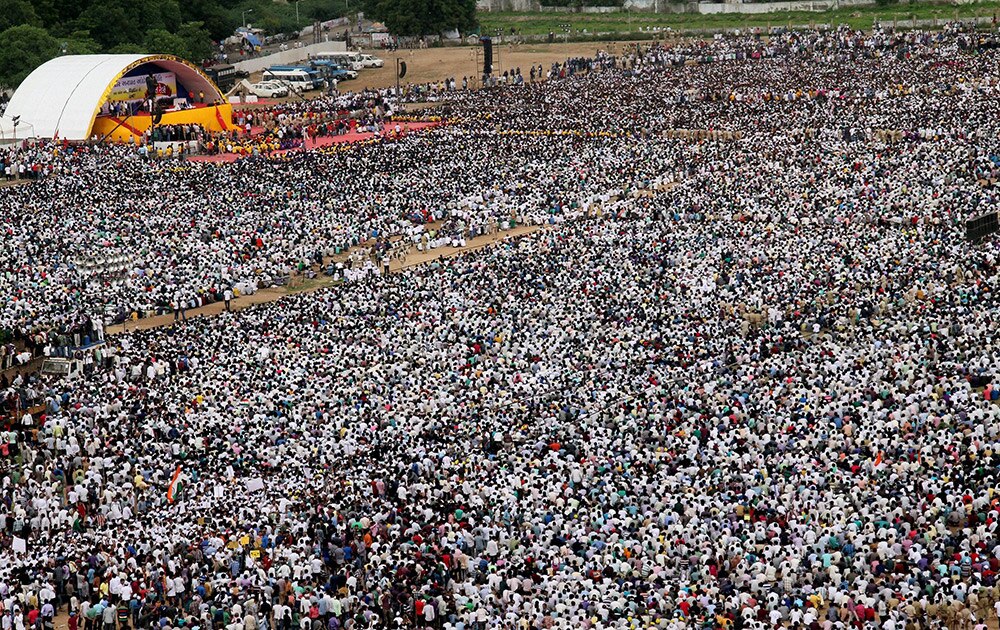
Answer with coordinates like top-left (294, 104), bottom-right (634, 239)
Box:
top-left (479, 2), bottom-right (1000, 35)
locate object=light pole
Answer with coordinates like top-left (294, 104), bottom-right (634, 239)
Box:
top-left (8, 117), bottom-right (36, 143)
top-left (242, 9), bottom-right (253, 29)
top-left (295, 0), bottom-right (302, 27)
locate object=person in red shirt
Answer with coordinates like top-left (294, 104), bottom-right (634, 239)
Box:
top-left (678, 599), bottom-right (691, 617)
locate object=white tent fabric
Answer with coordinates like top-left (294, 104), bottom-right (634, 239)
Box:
top-left (2, 54), bottom-right (223, 141)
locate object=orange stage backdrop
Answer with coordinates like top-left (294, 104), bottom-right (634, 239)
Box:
top-left (91, 103), bottom-right (234, 144)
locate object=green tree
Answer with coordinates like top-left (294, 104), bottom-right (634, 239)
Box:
top-left (0, 25), bottom-right (60, 89)
top-left (77, 0), bottom-right (144, 49)
top-left (177, 21), bottom-right (214, 62)
top-left (369, 0), bottom-right (477, 37)
top-left (63, 30), bottom-right (101, 54)
top-left (180, 0), bottom-right (233, 41)
top-left (0, 0), bottom-right (41, 32)
top-left (258, 14), bottom-right (285, 35)
top-left (29, 0), bottom-right (85, 32)
top-left (0, 0), bottom-right (357, 89)
top-left (142, 28), bottom-right (190, 59)
top-left (76, 0), bottom-right (181, 48)
top-left (107, 42), bottom-right (146, 54)
top-left (232, 0), bottom-right (301, 36)
top-left (146, 0), bottom-right (182, 33)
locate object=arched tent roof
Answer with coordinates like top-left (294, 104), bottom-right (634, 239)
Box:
top-left (1, 54), bottom-right (223, 141)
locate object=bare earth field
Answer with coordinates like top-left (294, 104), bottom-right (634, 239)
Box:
top-left (350, 41), bottom-right (634, 90)
top-left (248, 40), bottom-right (650, 96)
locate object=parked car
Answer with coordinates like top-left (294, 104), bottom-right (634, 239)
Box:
top-left (261, 81), bottom-right (292, 96)
top-left (329, 68), bottom-right (357, 81)
top-left (248, 81), bottom-right (288, 98)
top-left (358, 54), bottom-right (384, 68)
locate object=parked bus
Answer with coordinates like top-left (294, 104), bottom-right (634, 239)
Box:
top-left (261, 67), bottom-right (324, 91)
top-left (308, 52), bottom-right (364, 72)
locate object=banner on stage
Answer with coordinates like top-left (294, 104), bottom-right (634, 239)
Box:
top-left (109, 73), bottom-right (177, 102)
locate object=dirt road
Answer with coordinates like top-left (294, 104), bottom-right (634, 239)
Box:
top-left (109, 224), bottom-right (541, 335)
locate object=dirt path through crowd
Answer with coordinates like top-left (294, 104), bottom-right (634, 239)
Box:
top-left (109, 224), bottom-right (541, 335)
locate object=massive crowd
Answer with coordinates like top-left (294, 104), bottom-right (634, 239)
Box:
top-left (3, 22), bottom-right (1000, 630)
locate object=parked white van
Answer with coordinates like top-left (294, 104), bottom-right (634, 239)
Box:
top-left (261, 68), bottom-right (322, 91)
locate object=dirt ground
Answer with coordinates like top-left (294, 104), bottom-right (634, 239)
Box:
top-left (246, 40), bottom-right (646, 98)
top-left (350, 41), bottom-right (633, 90)
top-left (108, 224), bottom-right (541, 335)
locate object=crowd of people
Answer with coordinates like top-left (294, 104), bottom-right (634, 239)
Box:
top-left (3, 22), bottom-right (1000, 630)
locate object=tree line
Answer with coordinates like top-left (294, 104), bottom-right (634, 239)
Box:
top-left (0, 0), bottom-right (478, 90)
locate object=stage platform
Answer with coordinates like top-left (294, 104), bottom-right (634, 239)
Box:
top-left (92, 103), bottom-right (234, 143)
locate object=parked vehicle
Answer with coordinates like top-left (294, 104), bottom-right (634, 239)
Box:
top-left (247, 81), bottom-right (288, 98)
top-left (308, 52), bottom-right (363, 72)
top-left (203, 64), bottom-right (238, 92)
top-left (358, 54), bottom-right (384, 68)
top-left (261, 67), bottom-right (324, 91)
top-left (309, 59), bottom-right (358, 80)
